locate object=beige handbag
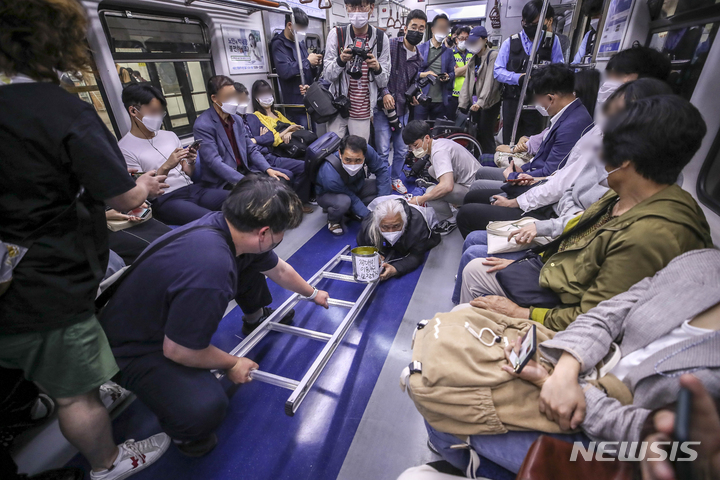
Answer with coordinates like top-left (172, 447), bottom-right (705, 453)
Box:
top-left (494, 150), bottom-right (533, 168)
top-left (486, 218), bottom-right (550, 255)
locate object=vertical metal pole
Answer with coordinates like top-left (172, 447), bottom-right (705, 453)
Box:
top-left (283, 3), bottom-right (306, 86)
top-left (509, 0), bottom-right (552, 147)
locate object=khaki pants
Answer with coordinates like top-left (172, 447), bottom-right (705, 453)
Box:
top-left (327, 116), bottom-right (371, 141)
top-left (459, 257), bottom-right (507, 304)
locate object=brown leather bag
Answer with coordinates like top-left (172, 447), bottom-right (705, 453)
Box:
top-left (516, 435), bottom-right (635, 480)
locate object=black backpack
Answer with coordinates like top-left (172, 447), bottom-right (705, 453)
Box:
top-left (303, 82), bottom-right (338, 124)
top-left (305, 132), bottom-right (343, 181)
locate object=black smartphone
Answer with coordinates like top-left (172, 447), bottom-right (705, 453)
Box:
top-left (509, 325), bottom-right (537, 374)
top-left (187, 139), bottom-right (202, 151)
top-left (131, 171), bottom-right (145, 180)
top-left (673, 387), bottom-right (693, 480)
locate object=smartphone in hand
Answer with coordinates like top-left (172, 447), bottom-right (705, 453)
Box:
top-left (673, 387), bottom-right (693, 480)
top-left (509, 325), bottom-right (537, 374)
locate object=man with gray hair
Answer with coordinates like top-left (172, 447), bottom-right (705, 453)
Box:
top-left (356, 197), bottom-right (440, 280)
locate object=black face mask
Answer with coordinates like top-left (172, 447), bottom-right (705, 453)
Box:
top-left (523, 23), bottom-right (540, 39)
top-left (405, 30), bottom-right (424, 46)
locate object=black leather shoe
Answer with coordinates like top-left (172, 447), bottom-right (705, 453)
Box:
top-left (174, 434), bottom-right (218, 458)
top-left (241, 307), bottom-right (295, 336)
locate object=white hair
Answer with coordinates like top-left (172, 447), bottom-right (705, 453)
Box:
top-left (369, 199), bottom-right (407, 248)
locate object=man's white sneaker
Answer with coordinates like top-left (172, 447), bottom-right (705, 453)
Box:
top-left (90, 433), bottom-right (170, 480)
top-left (392, 178), bottom-right (408, 194)
top-left (99, 381), bottom-right (131, 413)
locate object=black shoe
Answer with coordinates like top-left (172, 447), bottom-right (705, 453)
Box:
top-left (433, 219), bottom-right (457, 236)
top-left (17, 467), bottom-right (85, 480)
top-left (242, 307), bottom-right (295, 336)
top-left (415, 178), bottom-right (437, 189)
top-left (344, 212), bottom-right (363, 222)
top-left (174, 433), bottom-right (218, 458)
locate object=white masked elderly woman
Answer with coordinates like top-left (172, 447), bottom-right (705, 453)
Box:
top-left (356, 197), bottom-right (441, 281)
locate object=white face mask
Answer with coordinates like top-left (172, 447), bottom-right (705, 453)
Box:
top-left (342, 162), bottom-right (364, 176)
top-left (457, 41), bottom-right (466, 51)
top-left (434, 33), bottom-right (447, 43)
top-left (535, 103), bottom-right (550, 117)
top-left (412, 138), bottom-right (428, 158)
top-left (597, 79), bottom-right (624, 106)
top-left (381, 230), bottom-right (403, 245)
top-left (599, 165), bottom-right (622, 188)
top-left (348, 12), bottom-right (369, 29)
top-left (138, 114), bottom-right (164, 133)
top-left (216, 100), bottom-right (239, 115)
top-left (236, 104), bottom-right (248, 115)
top-left (258, 95), bottom-right (274, 108)
top-left (466, 40), bottom-right (484, 54)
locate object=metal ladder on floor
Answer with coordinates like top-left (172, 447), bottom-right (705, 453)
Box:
top-left (222, 245), bottom-right (378, 416)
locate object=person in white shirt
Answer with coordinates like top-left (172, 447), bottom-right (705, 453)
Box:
top-left (402, 120), bottom-right (480, 235)
top-left (119, 84), bottom-right (229, 225)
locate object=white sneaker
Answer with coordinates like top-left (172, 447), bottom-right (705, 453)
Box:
top-left (90, 434), bottom-right (170, 480)
top-left (392, 178), bottom-right (408, 194)
top-left (99, 381), bottom-right (131, 413)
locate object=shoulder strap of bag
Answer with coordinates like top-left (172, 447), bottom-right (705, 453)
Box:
top-left (426, 46), bottom-right (445, 69)
top-left (326, 154), bottom-right (350, 183)
top-left (95, 225), bottom-right (233, 311)
top-left (336, 26), bottom-right (346, 55)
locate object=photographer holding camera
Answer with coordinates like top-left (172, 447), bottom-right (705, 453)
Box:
top-left (373, 9), bottom-right (427, 195)
top-left (415, 14), bottom-right (456, 121)
top-left (323, 0), bottom-right (390, 140)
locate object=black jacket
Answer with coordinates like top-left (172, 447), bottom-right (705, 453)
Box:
top-left (356, 200), bottom-right (441, 277)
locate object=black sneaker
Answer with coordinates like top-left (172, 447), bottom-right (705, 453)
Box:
top-left (415, 178), bottom-right (437, 189)
top-left (241, 307), bottom-right (295, 336)
top-left (433, 219), bottom-right (457, 236)
top-left (174, 434), bottom-right (218, 458)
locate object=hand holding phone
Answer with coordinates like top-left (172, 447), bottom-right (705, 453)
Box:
top-left (509, 325), bottom-right (537, 374)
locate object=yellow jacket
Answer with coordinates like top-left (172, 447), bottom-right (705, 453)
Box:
top-left (252, 110), bottom-right (295, 147)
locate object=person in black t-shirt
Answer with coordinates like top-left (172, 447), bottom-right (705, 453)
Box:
top-left (0, 2), bottom-right (171, 479)
top-left (99, 176), bottom-right (330, 457)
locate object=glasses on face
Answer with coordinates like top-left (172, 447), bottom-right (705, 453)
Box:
top-left (346, 4), bottom-right (372, 12)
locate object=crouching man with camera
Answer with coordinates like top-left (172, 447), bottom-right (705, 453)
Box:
top-left (322, 0), bottom-right (390, 140)
top-left (372, 9), bottom-right (427, 195)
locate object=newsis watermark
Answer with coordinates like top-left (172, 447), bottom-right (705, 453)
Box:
top-left (570, 441), bottom-right (700, 462)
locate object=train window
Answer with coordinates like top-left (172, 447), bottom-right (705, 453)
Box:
top-left (698, 129), bottom-right (720, 216)
top-left (649, 22), bottom-right (719, 99)
top-left (100, 10), bottom-right (215, 137)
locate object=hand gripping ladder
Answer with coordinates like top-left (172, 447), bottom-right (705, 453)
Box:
top-left (221, 245), bottom-right (378, 416)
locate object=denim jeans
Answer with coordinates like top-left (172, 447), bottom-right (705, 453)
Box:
top-left (374, 108), bottom-right (409, 181)
top-left (425, 421), bottom-right (590, 475)
top-left (451, 230), bottom-right (525, 304)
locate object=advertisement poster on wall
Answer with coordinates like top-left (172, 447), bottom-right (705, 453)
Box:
top-left (221, 25), bottom-right (266, 73)
top-left (597, 0), bottom-right (633, 58)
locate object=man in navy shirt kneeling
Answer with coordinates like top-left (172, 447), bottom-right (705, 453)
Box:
top-left (99, 176), bottom-right (329, 457)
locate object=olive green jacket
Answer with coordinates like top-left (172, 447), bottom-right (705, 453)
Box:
top-left (532, 185), bottom-right (712, 331)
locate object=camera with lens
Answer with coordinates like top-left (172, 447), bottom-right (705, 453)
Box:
top-left (348, 36), bottom-right (369, 80)
top-left (384, 107), bottom-right (400, 131)
top-left (405, 74), bottom-right (437, 107)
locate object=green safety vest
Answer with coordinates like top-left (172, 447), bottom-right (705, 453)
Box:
top-left (452, 49), bottom-right (473, 97)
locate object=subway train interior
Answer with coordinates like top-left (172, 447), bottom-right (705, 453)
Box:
top-left (2, 0), bottom-right (720, 479)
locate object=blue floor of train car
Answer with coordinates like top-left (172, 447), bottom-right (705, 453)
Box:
top-left (66, 221), bottom-right (427, 479)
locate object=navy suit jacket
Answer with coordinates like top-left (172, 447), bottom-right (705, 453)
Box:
top-left (509, 100), bottom-right (593, 179)
top-left (417, 41), bottom-right (456, 106)
top-left (193, 108), bottom-right (271, 188)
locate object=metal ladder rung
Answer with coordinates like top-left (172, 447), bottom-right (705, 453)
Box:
top-left (322, 272), bottom-right (356, 282)
top-left (340, 255), bottom-right (352, 262)
top-left (249, 370), bottom-right (298, 390)
top-left (267, 323), bottom-right (332, 342)
top-left (327, 298), bottom-right (355, 308)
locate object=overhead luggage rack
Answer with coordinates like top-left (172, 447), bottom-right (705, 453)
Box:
top-left (219, 245), bottom-right (378, 416)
